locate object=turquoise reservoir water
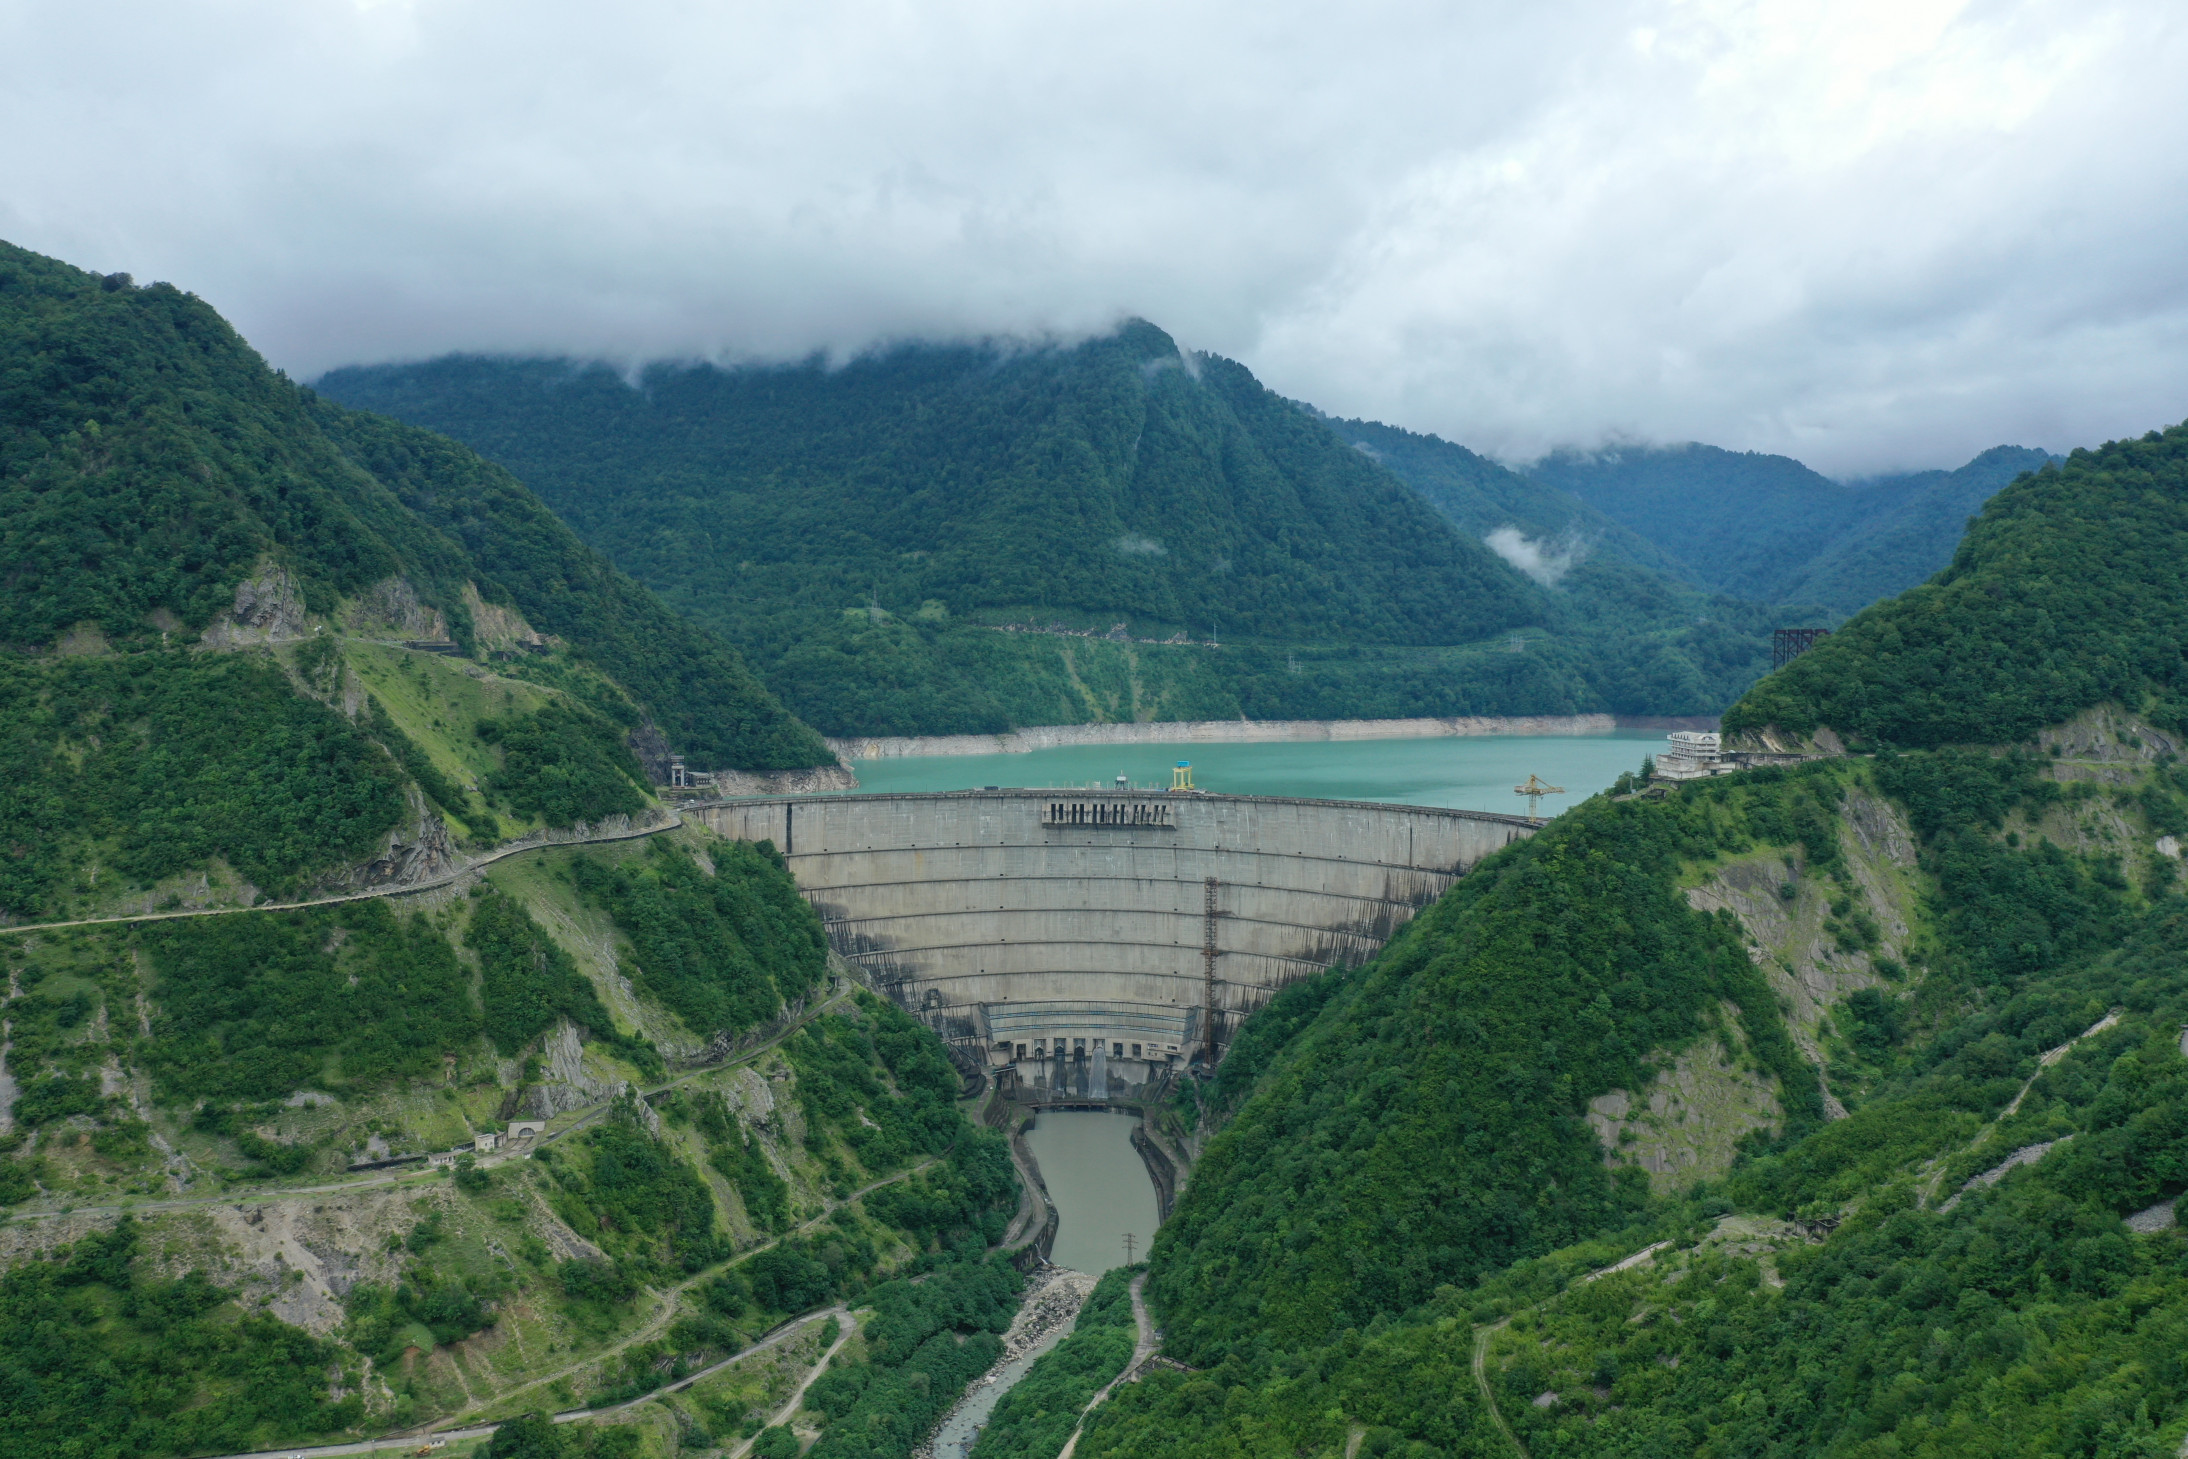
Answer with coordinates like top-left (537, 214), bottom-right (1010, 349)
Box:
top-left (844, 732), bottom-right (1665, 817)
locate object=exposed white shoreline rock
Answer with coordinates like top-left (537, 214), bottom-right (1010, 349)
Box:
top-left (829, 713), bottom-right (1716, 761)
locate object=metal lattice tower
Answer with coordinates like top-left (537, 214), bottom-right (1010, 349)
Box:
top-left (1772, 627), bottom-right (1832, 670)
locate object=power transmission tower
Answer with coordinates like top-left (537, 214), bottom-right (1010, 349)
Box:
top-left (1772, 627), bottom-right (1831, 670)
top-left (1123, 1232), bottom-right (1137, 1266)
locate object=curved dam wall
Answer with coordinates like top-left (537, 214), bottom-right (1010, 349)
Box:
top-left (688, 790), bottom-right (1538, 1094)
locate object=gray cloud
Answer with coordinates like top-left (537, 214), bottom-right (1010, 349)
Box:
top-left (2, 0), bottom-right (2182, 474)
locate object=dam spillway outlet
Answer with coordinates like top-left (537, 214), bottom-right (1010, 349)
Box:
top-left (689, 790), bottom-right (1537, 1076)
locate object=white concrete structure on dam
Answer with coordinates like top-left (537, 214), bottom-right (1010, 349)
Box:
top-left (687, 790), bottom-right (1537, 1096)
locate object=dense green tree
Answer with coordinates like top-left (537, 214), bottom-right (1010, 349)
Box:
top-left (317, 330), bottom-right (1613, 734)
top-left (0, 238), bottom-right (828, 772)
top-left (143, 898), bottom-right (478, 1101)
top-left (0, 1220), bottom-right (361, 1457)
top-left (1726, 422), bottom-right (2188, 746)
top-left (570, 838), bottom-right (828, 1040)
top-left (1149, 773), bottom-right (1825, 1362)
top-left (0, 651), bottom-right (408, 916)
top-left (465, 887), bottom-right (621, 1055)
top-left (971, 1266), bottom-right (1141, 1459)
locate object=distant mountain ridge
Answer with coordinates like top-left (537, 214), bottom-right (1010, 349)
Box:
top-left (1779, 444), bottom-right (2063, 612)
top-left (320, 328), bottom-right (1815, 734)
top-left (323, 326), bottom-right (1538, 651)
top-left (1525, 439), bottom-right (2057, 612)
top-left (317, 323), bottom-right (1846, 730)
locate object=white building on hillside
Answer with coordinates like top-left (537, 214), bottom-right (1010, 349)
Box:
top-left (1655, 730), bottom-right (1732, 781)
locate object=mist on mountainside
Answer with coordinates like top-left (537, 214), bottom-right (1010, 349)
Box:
top-left (1522, 439), bottom-right (2059, 611)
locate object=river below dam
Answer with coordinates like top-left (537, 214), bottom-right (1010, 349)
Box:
top-left (846, 731), bottom-right (1664, 815)
top-left (923, 1112), bottom-right (1156, 1459)
top-left (1025, 1108), bottom-right (1161, 1276)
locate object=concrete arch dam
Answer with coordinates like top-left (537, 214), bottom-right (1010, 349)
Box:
top-left (687, 790), bottom-right (1537, 1097)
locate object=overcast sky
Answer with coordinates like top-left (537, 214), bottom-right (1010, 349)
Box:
top-left (3, 0), bottom-right (2183, 475)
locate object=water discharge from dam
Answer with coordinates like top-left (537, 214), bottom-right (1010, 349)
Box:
top-left (845, 732), bottom-right (1663, 812)
top-left (1024, 1109), bottom-right (1161, 1274)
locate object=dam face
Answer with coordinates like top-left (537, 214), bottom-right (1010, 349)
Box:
top-left (688, 790), bottom-right (1535, 1094)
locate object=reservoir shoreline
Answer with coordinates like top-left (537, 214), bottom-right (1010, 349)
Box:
top-left (827, 712), bottom-right (1716, 761)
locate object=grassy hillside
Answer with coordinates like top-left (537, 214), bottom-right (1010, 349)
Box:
top-left (0, 813), bottom-right (1026, 1457)
top-left (0, 239), bottom-right (827, 772)
top-left (1726, 422), bottom-right (2188, 748)
top-left (318, 333), bottom-right (1779, 730)
top-left (0, 240), bottom-right (1040, 1459)
top-left (1041, 421), bottom-right (2188, 1459)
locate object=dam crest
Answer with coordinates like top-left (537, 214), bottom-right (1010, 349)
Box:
top-left (688, 789), bottom-right (1537, 1096)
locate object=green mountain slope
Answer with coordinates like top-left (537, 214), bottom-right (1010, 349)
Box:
top-left (319, 329), bottom-right (1539, 648)
top-left (1726, 423), bottom-right (2188, 748)
top-left (1525, 441), bottom-right (1875, 602)
top-left (1777, 444), bottom-right (2058, 613)
top-left (1330, 416), bottom-right (1687, 577)
top-left (1526, 440), bottom-right (2054, 612)
top-left (1147, 777), bottom-right (1821, 1362)
top-left (0, 239), bottom-right (828, 773)
top-left (322, 333), bottom-right (1778, 733)
top-left (1056, 421), bottom-right (2188, 1459)
top-left (0, 245), bottom-right (1024, 1459)
top-left (1328, 416), bottom-right (1815, 716)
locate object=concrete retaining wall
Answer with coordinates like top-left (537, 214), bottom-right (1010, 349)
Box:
top-left (688, 790), bottom-right (1537, 1076)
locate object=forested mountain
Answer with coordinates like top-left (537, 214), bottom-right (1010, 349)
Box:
top-left (1776, 444), bottom-right (2061, 613)
top-left (0, 241), bottom-right (1021, 1459)
top-left (322, 334), bottom-right (1783, 733)
top-left (1728, 425), bottom-right (2188, 749)
top-left (1074, 419), bottom-right (2188, 1458)
top-left (1330, 415), bottom-right (1685, 577)
top-left (1527, 440), bottom-right (2055, 611)
top-left (0, 240), bottom-right (827, 774)
top-left (1328, 416), bottom-right (1817, 713)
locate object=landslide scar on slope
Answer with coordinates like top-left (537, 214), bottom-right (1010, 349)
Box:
top-left (1586, 1006), bottom-right (1781, 1192)
top-left (1685, 785), bottom-right (1921, 1118)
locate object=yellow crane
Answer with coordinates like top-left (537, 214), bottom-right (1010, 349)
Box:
top-left (1513, 774), bottom-right (1566, 822)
